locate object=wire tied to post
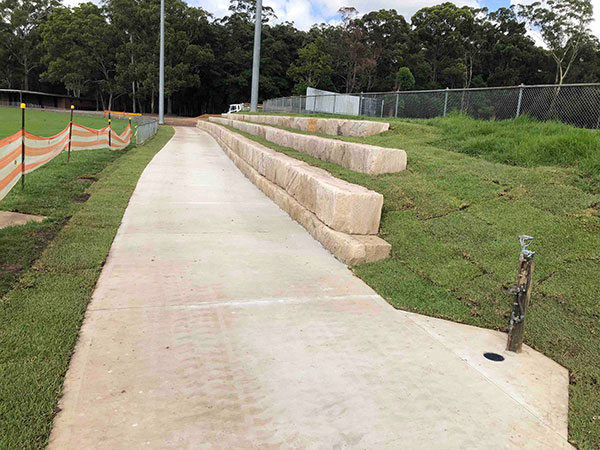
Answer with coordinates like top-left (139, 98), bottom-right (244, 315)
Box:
top-left (519, 235), bottom-right (535, 259)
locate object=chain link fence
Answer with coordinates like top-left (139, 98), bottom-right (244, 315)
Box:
top-left (134, 116), bottom-right (158, 145)
top-left (263, 83), bottom-right (600, 129)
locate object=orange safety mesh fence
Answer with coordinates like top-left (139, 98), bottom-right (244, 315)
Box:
top-left (0, 122), bottom-right (132, 201)
top-left (103, 110), bottom-right (142, 120)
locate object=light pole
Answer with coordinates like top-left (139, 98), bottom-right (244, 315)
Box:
top-left (158, 0), bottom-right (165, 124)
top-left (250, 0), bottom-right (262, 112)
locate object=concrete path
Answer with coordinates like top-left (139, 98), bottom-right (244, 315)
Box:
top-left (50, 127), bottom-right (572, 449)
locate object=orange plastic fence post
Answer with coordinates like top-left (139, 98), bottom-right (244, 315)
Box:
top-left (68, 105), bottom-right (74, 163)
top-left (21, 103), bottom-right (25, 189)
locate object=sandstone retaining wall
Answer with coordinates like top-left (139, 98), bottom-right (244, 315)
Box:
top-left (211, 116), bottom-right (406, 175)
top-left (225, 113), bottom-right (390, 137)
top-left (197, 120), bottom-right (391, 264)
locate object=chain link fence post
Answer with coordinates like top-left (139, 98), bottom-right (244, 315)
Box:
top-left (359, 92), bottom-right (363, 116)
top-left (516, 84), bottom-right (525, 118)
top-left (443, 88), bottom-right (449, 117)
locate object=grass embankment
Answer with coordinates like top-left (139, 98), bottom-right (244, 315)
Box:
top-left (250, 112), bottom-right (600, 189)
top-left (0, 107), bottom-right (132, 298)
top-left (229, 115), bottom-right (600, 449)
top-left (0, 126), bottom-right (174, 449)
top-left (0, 106), bottom-right (129, 139)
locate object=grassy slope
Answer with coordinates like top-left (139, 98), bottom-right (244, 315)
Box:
top-left (228, 116), bottom-right (600, 449)
top-left (0, 107), bottom-right (131, 298)
top-left (0, 107), bottom-right (129, 138)
top-left (0, 126), bottom-right (174, 449)
top-left (0, 148), bottom-right (123, 298)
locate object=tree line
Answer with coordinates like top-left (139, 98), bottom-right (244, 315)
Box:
top-left (0, 0), bottom-right (596, 116)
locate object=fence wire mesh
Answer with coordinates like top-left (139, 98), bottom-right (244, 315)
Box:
top-left (263, 84), bottom-right (600, 129)
top-left (134, 116), bottom-right (158, 145)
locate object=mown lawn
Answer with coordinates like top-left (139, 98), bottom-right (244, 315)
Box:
top-left (0, 106), bottom-right (129, 139)
top-left (0, 126), bottom-right (174, 449)
top-left (229, 115), bottom-right (600, 449)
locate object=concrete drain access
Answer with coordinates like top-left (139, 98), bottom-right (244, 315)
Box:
top-left (483, 352), bottom-right (505, 362)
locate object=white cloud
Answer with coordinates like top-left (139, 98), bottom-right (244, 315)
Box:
top-left (58, 0), bottom-right (600, 37)
top-left (264, 0), bottom-right (483, 30)
top-left (263, 0), bottom-right (323, 30)
top-left (61, 0), bottom-right (87, 7)
top-left (167, 0), bottom-right (483, 30)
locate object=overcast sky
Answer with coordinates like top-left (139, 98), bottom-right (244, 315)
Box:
top-left (183, 0), bottom-right (600, 37)
top-left (63, 0), bottom-right (600, 37)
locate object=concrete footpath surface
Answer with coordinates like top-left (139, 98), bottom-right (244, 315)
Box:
top-left (49, 127), bottom-right (572, 449)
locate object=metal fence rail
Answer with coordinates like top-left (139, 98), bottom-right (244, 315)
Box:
top-left (263, 83), bottom-right (600, 129)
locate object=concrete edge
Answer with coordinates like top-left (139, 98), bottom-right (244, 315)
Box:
top-left (197, 123), bottom-right (391, 265)
top-left (402, 311), bottom-right (571, 441)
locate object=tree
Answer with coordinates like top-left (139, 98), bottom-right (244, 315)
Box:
top-left (287, 37), bottom-right (333, 94)
top-left (518, 0), bottom-right (593, 85)
top-left (482, 7), bottom-right (545, 86)
top-left (395, 67), bottom-right (415, 91)
top-left (356, 10), bottom-right (410, 91)
top-left (40, 3), bottom-right (122, 108)
top-left (228, 0), bottom-right (276, 23)
top-left (0, 0), bottom-right (59, 89)
top-left (333, 7), bottom-right (375, 93)
top-left (411, 3), bottom-right (476, 88)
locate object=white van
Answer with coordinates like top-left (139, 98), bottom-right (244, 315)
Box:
top-left (227, 103), bottom-right (249, 114)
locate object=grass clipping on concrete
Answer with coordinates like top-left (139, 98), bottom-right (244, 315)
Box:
top-left (228, 115), bottom-right (600, 450)
top-left (0, 126), bottom-right (174, 449)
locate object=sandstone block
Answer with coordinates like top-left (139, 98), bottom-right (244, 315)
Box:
top-left (225, 113), bottom-right (390, 137)
top-left (199, 120), bottom-right (384, 235)
top-left (200, 121), bottom-right (391, 264)
top-left (212, 116), bottom-right (406, 175)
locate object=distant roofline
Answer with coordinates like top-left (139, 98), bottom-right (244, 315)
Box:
top-left (0, 88), bottom-right (75, 99)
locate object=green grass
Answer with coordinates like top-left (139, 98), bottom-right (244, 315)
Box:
top-left (0, 149), bottom-right (123, 298)
top-left (0, 126), bottom-right (174, 449)
top-left (227, 116), bottom-right (600, 449)
top-left (246, 111), bottom-right (600, 189)
top-left (0, 106), bottom-right (129, 139)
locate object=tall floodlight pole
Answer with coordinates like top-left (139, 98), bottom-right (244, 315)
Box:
top-left (250, 0), bottom-right (262, 112)
top-left (158, 0), bottom-right (165, 124)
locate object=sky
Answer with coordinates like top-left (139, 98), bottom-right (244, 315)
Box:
top-left (179, 0), bottom-right (600, 38)
top-left (62, 0), bottom-right (600, 38)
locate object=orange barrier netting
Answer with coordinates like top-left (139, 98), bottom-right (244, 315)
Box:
top-left (0, 122), bottom-right (132, 201)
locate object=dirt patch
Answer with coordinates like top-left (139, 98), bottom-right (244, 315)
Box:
top-left (0, 211), bottom-right (45, 230)
top-left (2, 263), bottom-right (23, 273)
top-left (78, 176), bottom-right (98, 182)
top-left (72, 193), bottom-right (91, 203)
top-left (26, 217), bottom-right (70, 242)
top-left (0, 217), bottom-right (70, 295)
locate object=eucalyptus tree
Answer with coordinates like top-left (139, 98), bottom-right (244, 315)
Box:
top-left (518, 0), bottom-right (593, 85)
top-left (39, 3), bottom-right (122, 108)
top-left (411, 2), bottom-right (476, 88)
top-left (0, 0), bottom-right (58, 89)
top-left (287, 37), bottom-right (334, 94)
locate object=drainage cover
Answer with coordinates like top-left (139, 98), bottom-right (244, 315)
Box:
top-left (483, 352), bottom-right (505, 362)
